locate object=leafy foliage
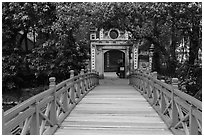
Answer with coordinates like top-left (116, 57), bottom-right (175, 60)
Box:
top-left (2, 2), bottom-right (202, 101)
top-left (177, 62), bottom-right (202, 100)
top-left (2, 2), bottom-right (89, 93)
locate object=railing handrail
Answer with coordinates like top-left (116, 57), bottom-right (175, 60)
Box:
top-left (134, 72), bottom-right (202, 110)
top-left (4, 88), bottom-right (54, 122)
top-left (129, 70), bottom-right (202, 135)
top-left (2, 69), bottom-right (99, 135)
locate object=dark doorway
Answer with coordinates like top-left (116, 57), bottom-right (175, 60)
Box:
top-left (104, 50), bottom-right (125, 72)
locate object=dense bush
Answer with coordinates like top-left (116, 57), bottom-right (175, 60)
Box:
top-left (177, 63), bottom-right (202, 100)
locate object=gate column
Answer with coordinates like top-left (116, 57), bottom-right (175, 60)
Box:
top-left (133, 43), bottom-right (139, 71)
top-left (125, 46), bottom-right (130, 78)
top-left (91, 44), bottom-right (96, 72)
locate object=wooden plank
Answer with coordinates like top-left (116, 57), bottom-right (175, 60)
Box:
top-left (54, 78), bottom-right (173, 135)
top-left (64, 117), bottom-right (164, 123)
top-left (55, 127), bottom-right (172, 135)
top-left (60, 121), bottom-right (168, 128)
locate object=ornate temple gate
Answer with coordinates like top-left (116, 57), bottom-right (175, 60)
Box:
top-left (90, 28), bottom-right (153, 78)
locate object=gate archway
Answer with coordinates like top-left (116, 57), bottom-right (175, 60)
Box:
top-left (104, 49), bottom-right (125, 72)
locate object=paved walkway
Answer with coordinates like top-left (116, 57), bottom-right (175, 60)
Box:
top-left (54, 75), bottom-right (173, 135)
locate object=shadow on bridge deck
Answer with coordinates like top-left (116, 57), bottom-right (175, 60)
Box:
top-left (54, 73), bottom-right (173, 135)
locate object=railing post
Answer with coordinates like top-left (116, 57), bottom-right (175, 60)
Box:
top-left (96, 72), bottom-right (99, 85)
top-left (49, 77), bottom-right (56, 88)
top-left (149, 44), bottom-right (154, 71)
top-left (63, 77), bottom-right (69, 112)
top-left (87, 69), bottom-right (91, 88)
top-left (87, 68), bottom-right (90, 73)
top-left (69, 70), bottom-right (75, 104)
top-left (49, 77), bottom-right (57, 126)
top-left (30, 101), bottom-right (40, 135)
top-left (161, 79), bottom-right (165, 83)
top-left (70, 70), bottom-right (74, 78)
top-left (171, 78), bottom-right (179, 127)
top-left (129, 71), bottom-right (132, 85)
top-left (94, 71), bottom-right (98, 85)
top-left (160, 80), bottom-right (166, 113)
top-left (152, 71), bottom-right (157, 79)
top-left (90, 71), bottom-right (93, 87)
top-left (189, 105), bottom-right (199, 135)
top-left (172, 78), bottom-right (178, 89)
top-left (146, 73), bottom-right (150, 97)
top-left (63, 86), bottom-right (69, 112)
top-left (87, 71), bottom-right (91, 89)
top-left (84, 70), bottom-right (88, 92)
top-left (152, 72), bottom-right (157, 105)
top-left (92, 71), bottom-right (95, 86)
top-left (2, 109), bottom-right (5, 135)
top-left (75, 72), bottom-right (81, 99)
top-left (80, 69), bottom-right (85, 95)
top-left (80, 69), bottom-right (84, 75)
top-left (135, 71), bottom-right (138, 87)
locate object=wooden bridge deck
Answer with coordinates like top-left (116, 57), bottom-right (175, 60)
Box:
top-left (54, 77), bottom-right (173, 135)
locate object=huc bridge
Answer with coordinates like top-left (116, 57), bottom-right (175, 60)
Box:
top-left (2, 70), bottom-right (202, 135)
top-left (2, 28), bottom-right (202, 135)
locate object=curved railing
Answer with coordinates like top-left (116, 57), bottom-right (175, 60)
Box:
top-left (129, 70), bottom-right (202, 135)
top-left (2, 69), bottom-right (99, 135)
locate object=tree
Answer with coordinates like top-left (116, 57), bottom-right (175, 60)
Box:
top-left (2, 2), bottom-right (201, 100)
top-left (2, 2), bottom-right (57, 92)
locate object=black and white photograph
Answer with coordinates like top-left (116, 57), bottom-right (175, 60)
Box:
top-left (1, 1), bottom-right (202, 135)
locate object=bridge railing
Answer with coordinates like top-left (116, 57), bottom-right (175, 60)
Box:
top-left (129, 70), bottom-right (202, 135)
top-left (2, 69), bottom-right (99, 135)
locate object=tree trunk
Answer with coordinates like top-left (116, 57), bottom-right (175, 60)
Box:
top-left (24, 29), bottom-right (28, 53)
top-left (188, 24), bottom-right (200, 66)
top-left (168, 9), bottom-right (177, 77)
top-left (23, 29), bottom-right (31, 75)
